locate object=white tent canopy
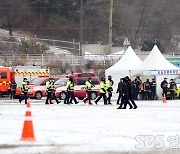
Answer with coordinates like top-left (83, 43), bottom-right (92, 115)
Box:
top-left (105, 46), bottom-right (142, 91)
top-left (132, 45), bottom-right (179, 72)
top-left (132, 45), bottom-right (180, 99)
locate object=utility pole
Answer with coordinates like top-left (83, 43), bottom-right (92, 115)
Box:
top-left (80, 0), bottom-right (83, 56)
top-left (108, 0), bottom-right (113, 54)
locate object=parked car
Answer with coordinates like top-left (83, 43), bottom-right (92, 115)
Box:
top-left (55, 72), bottom-right (100, 100)
top-left (28, 76), bottom-right (59, 99)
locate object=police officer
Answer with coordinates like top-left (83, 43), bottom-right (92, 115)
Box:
top-left (45, 78), bottom-right (53, 104)
top-left (50, 78), bottom-right (60, 104)
top-left (19, 78), bottom-right (28, 104)
top-left (116, 78), bottom-right (123, 105)
top-left (84, 77), bottom-right (94, 105)
top-left (150, 78), bottom-right (157, 100)
top-left (169, 79), bottom-right (177, 100)
top-left (161, 78), bottom-right (168, 97)
top-left (65, 76), bottom-right (79, 104)
top-left (106, 75), bottom-right (114, 105)
top-left (95, 78), bottom-right (107, 105)
top-left (10, 79), bottom-right (17, 99)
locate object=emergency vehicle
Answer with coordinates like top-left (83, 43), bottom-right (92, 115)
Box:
top-left (0, 66), bottom-right (50, 97)
top-left (27, 76), bottom-right (60, 99)
top-left (55, 72), bottom-right (100, 100)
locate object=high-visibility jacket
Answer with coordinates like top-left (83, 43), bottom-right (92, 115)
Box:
top-left (22, 81), bottom-right (28, 92)
top-left (66, 80), bottom-right (74, 90)
top-left (46, 81), bottom-right (52, 92)
top-left (85, 80), bottom-right (92, 90)
top-left (106, 79), bottom-right (113, 91)
top-left (100, 81), bottom-right (106, 93)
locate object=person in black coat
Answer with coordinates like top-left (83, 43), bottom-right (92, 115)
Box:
top-left (150, 78), bottom-right (157, 100)
top-left (116, 78), bottom-right (123, 105)
top-left (125, 76), bottom-right (137, 109)
top-left (10, 79), bottom-right (17, 99)
top-left (169, 79), bottom-right (177, 100)
top-left (160, 78), bottom-right (168, 97)
top-left (117, 78), bottom-right (133, 109)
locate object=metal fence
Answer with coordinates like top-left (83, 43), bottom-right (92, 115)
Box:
top-left (0, 54), bottom-right (122, 67)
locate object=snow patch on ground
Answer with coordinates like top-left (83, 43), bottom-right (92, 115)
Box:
top-left (0, 99), bottom-right (180, 153)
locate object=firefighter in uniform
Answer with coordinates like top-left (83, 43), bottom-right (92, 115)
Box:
top-left (50, 78), bottom-right (60, 104)
top-left (169, 78), bottom-right (177, 100)
top-left (83, 77), bottom-right (94, 105)
top-left (19, 78), bottom-right (28, 104)
top-left (95, 78), bottom-right (107, 105)
top-left (65, 76), bottom-right (79, 104)
top-left (143, 79), bottom-right (151, 100)
top-left (10, 79), bottom-right (17, 99)
top-left (45, 78), bottom-right (53, 104)
top-left (106, 75), bottom-right (114, 105)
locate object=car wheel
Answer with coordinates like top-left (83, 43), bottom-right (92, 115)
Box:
top-left (91, 92), bottom-right (97, 100)
top-left (78, 97), bottom-right (84, 100)
top-left (35, 91), bottom-right (42, 100)
top-left (60, 92), bottom-right (67, 100)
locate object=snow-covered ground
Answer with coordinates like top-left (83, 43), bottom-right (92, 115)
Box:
top-left (0, 98), bottom-right (180, 154)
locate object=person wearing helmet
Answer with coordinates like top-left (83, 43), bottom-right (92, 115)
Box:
top-left (19, 78), bottom-right (29, 104)
top-left (106, 75), bottom-right (114, 105)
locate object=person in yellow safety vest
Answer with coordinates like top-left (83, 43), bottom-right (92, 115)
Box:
top-left (106, 75), bottom-right (114, 105)
top-left (64, 76), bottom-right (79, 104)
top-left (19, 78), bottom-right (29, 104)
top-left (49, 78), bottom-right (60, 104)
top-left (95, 78), bottom-right (107, 105)
top-left (45, 78), bottom-right (53, 104)
top-left (83, 77), bottom-right (94, 105)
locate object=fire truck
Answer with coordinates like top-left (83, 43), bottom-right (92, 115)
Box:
top-left (0, 66), bottom-right (49, 97)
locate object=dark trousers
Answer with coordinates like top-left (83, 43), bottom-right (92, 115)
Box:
top-left (65, 91), bottom-right (78, 104)
top-left (116, 93), bottom-right (122, 105)
top-left (51, 92), bottom-right (60, 104)
top-left (95, 93), bottom-right (107, 105)
top-left (162, 88), bottom-right (168, 97)
top-left (45, 92), bottom-right (52, 104)
top-left (151, 89), bottom-right (156, 100)
top-left (129, 95), bottom-right (137, 108)
top-left (107, 91), bottom-right (112, 104)
top-left (170, 90), bottom-right (175, 100)
top-left (19, 92), bottom-right (28, 104)
top-left (84, 90), bottom-right (92, 104)
top-left (118, 95), bottom-right (133, 109)
top-left (69, 91), bottom-right (78, 104)
top-left (10, 90), bottom-right (16, 99)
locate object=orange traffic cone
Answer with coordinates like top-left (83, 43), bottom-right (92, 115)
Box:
top-left (163, 94), bottom-right (166, 103)
top-left (20, 102), bottom-right (36, 141)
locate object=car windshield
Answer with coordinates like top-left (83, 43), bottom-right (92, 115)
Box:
top-left (174, 78), bottom-right (180, 84)
top-left (55, 78), bottom-right (68, 85)
top-left (30, 78), bottom-right (45, 85)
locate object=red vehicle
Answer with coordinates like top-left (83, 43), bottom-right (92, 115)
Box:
top-left (28, 76), bottom-right (60, 99)
top-left (0, 67), bottom-right (14, 97)
top-left (55, 72), bottom-right (100, 100)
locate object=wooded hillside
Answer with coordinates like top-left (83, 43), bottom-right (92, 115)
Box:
top-left (0, 0), bottom-right (180, 53)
